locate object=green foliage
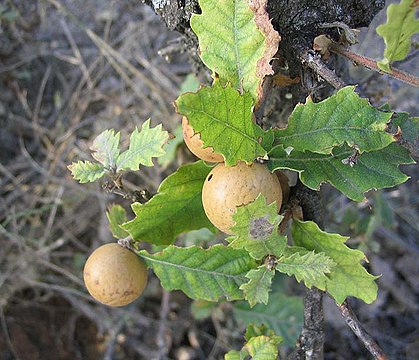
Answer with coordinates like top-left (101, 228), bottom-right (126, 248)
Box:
top-left (176, 80), bottom-right (270, 166)
top-left (245, 335), bottom-right (281, 360)
top-left (139, 245), bottom-right (257, 301)
top-left (227, 195), bottom-right (286, 259)
top-left (117, 119), bottom-right (169, 170)
top-left (291, 220), bottom-right (379, 304)
top-left (67, 160), bottom-right (106, 183)
top-left (233, 292), bottom-right (303, 347)
top-left (226, 324), bottom-right (282, 360)
top-left (191, 0), bottom-right (279, 101)
top-left (276, 251), bottom-right (336, 289)
top-left (122, 161), bottom-right (215, 245)
top-left (376, 0), bottom-right (419, 72)
top-left (275, 87), bottom-right (394, 154)
top-left (240, 267), bottom-right (275, 307)
top-left (68, 119), bottom-right (169, 182)
top-left (268, 143), bottom-right (414, 201)
top-left (106, 204), bottom-right (129, 239)
top-left (392, 112), bottom-right (419, 144)
top-left (225, 349), bottom-right (249, 360)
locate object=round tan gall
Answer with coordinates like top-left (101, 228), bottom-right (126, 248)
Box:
top-left (182, 116), bottom-right (224, 163)
top-left (202, 162), bottom-right (282, 234)
top-left (83, 243), bottom-right (148, 307)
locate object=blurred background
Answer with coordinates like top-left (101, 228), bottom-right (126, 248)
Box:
top-left (0, 1), bottom-right (417, 359)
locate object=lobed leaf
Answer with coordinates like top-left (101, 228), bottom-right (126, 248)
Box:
top-left (291, 220), bottom-right (379, 304)
top-left (376, 0), bottom-right (419, 72)
top-left (275, 87), bottom-right (394, 154)
top-left (106, 204), bottom-right (129, 239)
top-left (90, 129), bottom-right (120, 168)
top-left (240, 267), bottom-right (275, 307)
top-left (139, 245), bottom-right (257, 301)
top-left (191, 0), bottom-right (280, 102)
top-left (175, 80), bottom-right (270, 166)
top-left (276, 251), bottom-right (336, 289)
top-left (117, 119), bottom-right (169, 171)
top-left (67, 161), bottom-right (106, 183)
top-left (268, 143), bottom-right (414, 201)
top-left (227, 194), bottom-right (286, 259)
top-left (122, 161), bottom-right (215, 245)
top-left (245, 335), bottom-right (280, 360)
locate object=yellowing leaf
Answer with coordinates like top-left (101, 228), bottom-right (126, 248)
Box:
top-left (376, 0), bottom-right (419, 72)
top-left (191, 0), bottom-right (280, 102)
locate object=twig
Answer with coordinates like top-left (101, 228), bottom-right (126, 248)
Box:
top-left (330, 44), bottom-right (419, 88)
top-left (299, 50), bottom-right (346, 90)
top-left (337, 300), bottom-right (388, 360)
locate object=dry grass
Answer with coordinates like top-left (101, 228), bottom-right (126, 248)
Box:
top-left (0, 1), bottom-right (417, 359)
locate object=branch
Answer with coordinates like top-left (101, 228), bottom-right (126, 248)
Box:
top-left (287, 184), bottom-right (325, 360)
top-left (337, 300), bottom-right (388, 360)
top-left (330, 44), bottom-right (419, 88)
top-left (288, 289), bottom-right (325, 360)
top-left (299, 50), bottom-right (346, 90)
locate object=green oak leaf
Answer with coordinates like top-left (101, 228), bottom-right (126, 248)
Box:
top-left (106, 204), bottom-right (129, 239)
top-left (240, 267), bottom-right (275, 307)
top-left (90, 129), bottom-right (120, 168)
top-left (268, 143), bottom-right (414, 201)
top-left (139, 245), bottom-right (257, 301)
top-left (245, 335), bottom-right (281, 360)
top-left (67, 161), bottom-right (106, 183)
top-left (117, 119), bottom-right (169, 171)
top-left (392, 112), bottom-right (419, 144)
top-left (191, 0), bottom-right (279, 101)
top-left (176, 80), bottom-right (269, 166)
top-left (233, 292), bottom-right (303, 347)
top-left (275, 87), bottom-right (394, 154)
top-left (227, 194), bottom-right (286, 259)
top-left (292, 220), bottom-right (379, 304)
top-left (122, 161), bottom-right (215, 245)
top-left (376, 0), bottom-right (419, 72)
top-left (276, 251), bottom-right (336, 289)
